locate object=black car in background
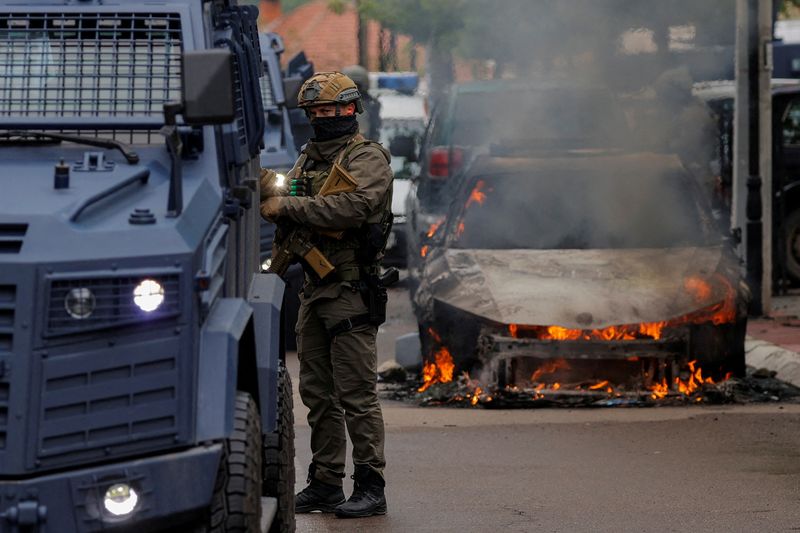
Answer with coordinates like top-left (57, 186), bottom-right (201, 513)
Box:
top-left (695, 79), bottom-right (800, 288)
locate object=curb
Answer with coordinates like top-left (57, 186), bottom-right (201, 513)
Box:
top-left (745, 336), bottom-right (800, 387)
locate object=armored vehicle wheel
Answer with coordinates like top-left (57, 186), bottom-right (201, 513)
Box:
top-left (263, 362), bottom-right (296, 533)
top-left (208, 392), bottom-right (263, 533)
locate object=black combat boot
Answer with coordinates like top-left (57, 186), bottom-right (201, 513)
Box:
top-left (334, 465), bottom-right (387, 518)
top-left (295, 463), bottom-right (346, 513)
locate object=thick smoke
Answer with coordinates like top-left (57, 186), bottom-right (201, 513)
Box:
top-left (436, 0), bottom-right (736, 250)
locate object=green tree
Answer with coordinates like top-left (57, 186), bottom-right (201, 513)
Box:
top-left (283, 0), bottom-right (314, 13)
top-left (783, 0), bottom-right (800, 16)
top-left (360, 0), bottom-right (468, 102)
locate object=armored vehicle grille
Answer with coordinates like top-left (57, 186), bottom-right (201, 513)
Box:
top-left (38, 340), bottom-right (182, 465)
top-left (260, 72), bottom-right (274, 108)
top-left (0, 285), bottom-right (13, 450)
top-left (0, 285), bottom-right (13, 356)
top-left (0, 223), bottom-right (26, 254)
top-left (46, 274), bottom-right (180, 337)
top-left (0, 12), bottom-right (182, 119)
top-left (229, 50), bottom-right (248, 146)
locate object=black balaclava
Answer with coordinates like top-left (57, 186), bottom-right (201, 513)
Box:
top-left (311, 115), bottom-right (359, 142)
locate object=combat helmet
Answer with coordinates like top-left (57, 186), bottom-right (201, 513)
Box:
top-left (298, 71), bottom-right (364, 114)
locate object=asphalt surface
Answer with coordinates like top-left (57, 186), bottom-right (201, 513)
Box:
top-left (289, 281), bottom-right (800, 533)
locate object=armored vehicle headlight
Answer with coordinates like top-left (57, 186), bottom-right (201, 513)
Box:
top-left (133, 279), bottom-right (164, 312)
top-left (65, 287), bottom-right (96, 319)
top-left (103, 483), bottom-right (139, 517)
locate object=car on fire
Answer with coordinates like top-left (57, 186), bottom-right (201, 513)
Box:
top-left (412, 150), bottom-right (749, 393)
top-left (404, 79), bottom-right (633, 285)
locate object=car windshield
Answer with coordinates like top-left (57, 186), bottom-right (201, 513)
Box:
top-left (451, 160), bottom-right (714, 250)
top-left (448, 87), bottom-right (630, 149)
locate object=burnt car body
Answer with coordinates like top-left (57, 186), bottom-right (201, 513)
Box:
top-left (405, 80), bottom-right (632, 286)
top-left (413, 152), bottom-right (749, 389)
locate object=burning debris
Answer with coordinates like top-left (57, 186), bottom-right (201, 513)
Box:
top-left (418, 346), bottom-right (455, 392)
top-left (383, 325), bottom-right (798, 408)
top-left (381, 361), bottom-right (800, 408)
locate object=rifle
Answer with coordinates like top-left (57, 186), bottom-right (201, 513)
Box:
top-left (260, 162), bottom-right (358, 280)
top-left (267, 225), bottom-right (335, 279)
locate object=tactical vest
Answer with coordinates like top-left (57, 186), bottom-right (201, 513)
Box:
top-left (290, 135), bottom-right (393, 281)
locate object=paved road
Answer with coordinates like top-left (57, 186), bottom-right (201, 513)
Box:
top-left (289, 283), bottom-right (800, 533)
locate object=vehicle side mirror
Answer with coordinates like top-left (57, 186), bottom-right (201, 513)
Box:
top-left (181, 49), bottom-right (235, 125)
top-left (390, 135), bottom-right (418, 162)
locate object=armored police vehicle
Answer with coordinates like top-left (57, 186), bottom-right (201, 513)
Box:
top-left (0, 1), bottom-right (294, 532)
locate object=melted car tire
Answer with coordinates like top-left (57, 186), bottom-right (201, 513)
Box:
top-left (263, 363), bottom-right (296, 533)
top-left (208, 392), bottom-right (263, 533)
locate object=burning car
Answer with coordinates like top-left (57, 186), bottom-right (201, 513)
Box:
top-left (412, 151), bottom-right (749, 395)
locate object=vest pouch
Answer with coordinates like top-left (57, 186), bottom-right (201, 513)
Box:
top-left (357, 211), bottom-right (393, 264)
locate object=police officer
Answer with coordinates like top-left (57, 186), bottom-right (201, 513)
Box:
top-left (261, 72), bottom-right (393, 518)
top-left (342, 65), bottom-right (382, 142)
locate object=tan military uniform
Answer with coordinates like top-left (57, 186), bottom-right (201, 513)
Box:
top-left (273, 132), bottom-right (393, 486)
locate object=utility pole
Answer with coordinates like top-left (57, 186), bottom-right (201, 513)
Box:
top-left (734, 0), bottom-right (772, 315)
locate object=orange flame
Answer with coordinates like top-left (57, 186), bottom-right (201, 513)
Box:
top-left (650, 378), bottom-right (669, 399)
top-left (709, 274), bottom-right (737, 325)
top-left (588, 380), bottom-right (610, 390)
top-left (465, 180), bottom-right (489, 208)
top-left (428, 327), bottom-right (443, 344)
top-left (647, 360), bottom-right (723, 399)
top-left (420, 245), bottom-right (429, 258)
top-left (456, 221), bottom-right (465, 238)
top-left (684, 275), bottom-right (712, 304)
top-left (673, 359), bottom-right (716, 395)
top-left (418, 347), bottom-right (455, 392)
top-left (530, 358), bottom-right (571, 383)
top-left (426, 219), bottom-right (444, 238)
top-left (471, 386), bottom-right (483, 406)
top-left (545, 325), bottom-right (582, 340)
top-left (507, 274), bottom-right (738, 344)
top-left (537, 323), bottom-right (663, 341)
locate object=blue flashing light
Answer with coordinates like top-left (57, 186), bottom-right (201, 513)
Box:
top-left (377, 73), bottom-right (419, 93)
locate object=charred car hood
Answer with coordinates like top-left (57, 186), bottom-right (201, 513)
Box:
top-left (423, 247), bottom-right (734, 329)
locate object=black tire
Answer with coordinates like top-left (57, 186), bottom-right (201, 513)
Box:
top-left (263, 363), bottom-right (295, 533)
top-left (783, 208), bottom-right (800, 282)
top-left (208, 392), bottom-right (263, 533)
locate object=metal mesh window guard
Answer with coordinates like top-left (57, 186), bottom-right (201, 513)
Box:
top-left (0, 12), bottom-right (182, 119)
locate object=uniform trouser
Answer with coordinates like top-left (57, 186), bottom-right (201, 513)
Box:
top-left (296, 282), bottom-right (386, 486)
